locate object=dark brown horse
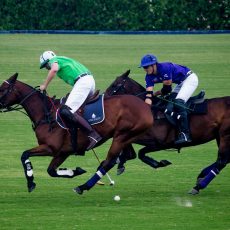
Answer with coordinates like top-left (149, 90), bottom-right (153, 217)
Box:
top-left (105, 70), bottom-right (230, 194)
top-left (0, 73), bottom-right (153, 194)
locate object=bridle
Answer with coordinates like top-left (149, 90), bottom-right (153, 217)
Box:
top-left (0, 80), bottom-right (55, 130)
top-left (0, 80), bottom-right (38, 115)
top-left (109, 78), bottom-right (128, 96)
top-left (108, 77), bottom-right (147, 98)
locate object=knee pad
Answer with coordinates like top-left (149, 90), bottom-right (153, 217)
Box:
top-left (59, 105), bottom-right (72, 118)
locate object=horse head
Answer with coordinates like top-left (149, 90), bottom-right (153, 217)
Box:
top-left (105, 70), bottom-right (130, 96)
top-left (105, 70), bottom-right (146, 100)
top-left (0, 73), bottom-right (20, 109)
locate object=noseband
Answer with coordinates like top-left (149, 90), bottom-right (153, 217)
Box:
top-left (0, 80), bottom-right (38, 113)
top-left (0, 80), bottom-right (15, 109)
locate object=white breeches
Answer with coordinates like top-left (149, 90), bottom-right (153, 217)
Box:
top-left (172, 73), bottom-right (199, 102)
top-left (65, 75), bottom-right (95, 113)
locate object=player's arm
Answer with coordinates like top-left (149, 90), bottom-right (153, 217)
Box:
top-left (145, 86), bottom-right (154, 105)
top-left (40, 62), bottom-right (59, 91)
top-left (161, 79), bottom-right (172, 95)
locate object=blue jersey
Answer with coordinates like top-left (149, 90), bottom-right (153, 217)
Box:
top-left (145, 62), bottom-right (191, 88)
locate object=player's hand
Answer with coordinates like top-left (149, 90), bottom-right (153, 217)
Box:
top-left (40, 84), bottom-right (46, 91)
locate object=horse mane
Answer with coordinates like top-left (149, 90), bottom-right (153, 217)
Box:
top-left (105, 70), bottom-right (146, 98)
top-left (7, 75), bottom-right (57, 122)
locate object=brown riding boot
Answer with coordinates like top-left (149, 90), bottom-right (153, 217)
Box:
top-left (59, 105), bottom-right (102, 150)
top-left (73, 113), bottom-right (102, 150)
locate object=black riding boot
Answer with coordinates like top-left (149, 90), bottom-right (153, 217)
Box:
top-left (60, 105), bottom-right (102, 150)
top-left (174, 99), bottom-right (192, 145)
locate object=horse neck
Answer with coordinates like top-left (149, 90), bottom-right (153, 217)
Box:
top-left (15, 81), bottom-right (49, 124)
top-left (128, 78), bottom-right (146, 100)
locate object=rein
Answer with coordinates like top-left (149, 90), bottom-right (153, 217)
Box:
top-left (0, 86), bottom-right (39, 116)
top-left (109, 77), bottom-right (192, 111)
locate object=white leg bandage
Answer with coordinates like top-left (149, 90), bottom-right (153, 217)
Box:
top-left (57, 169), bottom-right (74, 177)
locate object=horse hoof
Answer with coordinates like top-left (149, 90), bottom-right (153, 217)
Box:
top-left (188, 188), bottom-right (199, 195)
top-left (28, 182), bottom-right (36, 193)
top-left (159, 160), bottom-right (172, 167)
top-left (75, 167), bottom-right (87, 176)
top-left (73, 187), bottom-right (83, 195)
top-left (117, 166), bottom-right (125, 175)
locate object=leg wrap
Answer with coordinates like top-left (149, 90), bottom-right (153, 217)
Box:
top-left (197, 162), bottom-right (218, 179)
top-left (86, 167), bottom-right (106, 189)
top-left (198, 167), bottom-right (219, 189)
top-left (21, 151), bottom-right (30, 163)
top-left (21, 151), bottom-right (33, 177)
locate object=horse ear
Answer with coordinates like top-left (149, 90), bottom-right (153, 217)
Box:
top-left (122, 69), bottom-right (130, 78)
top-left (8, 73), bottom-right (18, 83)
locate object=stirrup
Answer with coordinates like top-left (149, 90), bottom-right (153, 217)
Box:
top-left (175, 132), bottom-right (191, 145)
top-left (86, 135), bottom-right (102, 150)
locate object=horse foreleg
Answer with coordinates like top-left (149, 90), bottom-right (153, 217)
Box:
top-left (74, 138), bottom-right (124, 195)
top-left (73, 158), bottom-right (117, 195)
top-left (117, 144), bottom-right (137, 175)
top-left (47, 154), bottom-right (86, 178)
top-left (138, 146), bottom-right (172, 169)
top-left (21, 144), bottom-right (53, 192)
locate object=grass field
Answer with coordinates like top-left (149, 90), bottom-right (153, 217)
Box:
top-left (0, 34), bottom-right (229, 230)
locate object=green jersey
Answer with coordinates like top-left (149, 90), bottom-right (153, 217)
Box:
top-left (49, 56), bottom-right (91, 86)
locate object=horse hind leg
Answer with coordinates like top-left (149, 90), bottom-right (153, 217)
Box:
top-left (138, 146), bottom-right (172, 169)
top-left (189, 136), bottom-right (222, 193)
top-left (189, 135), bottom-right (230, 195)
top-left (117, 144), bottom-right (137, 175)
top-left (189, 157), bottom-right (227, 195)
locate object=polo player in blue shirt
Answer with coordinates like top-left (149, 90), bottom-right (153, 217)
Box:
top-left (139, 54), bottom-right (199, 144)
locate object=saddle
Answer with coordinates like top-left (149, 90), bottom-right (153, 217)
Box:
top-left (60, 90), bottom-right (100, 105)
top-left (151, 91), bottom-right (207, 126)
top-left (56, 92), bottom-right (105, 129)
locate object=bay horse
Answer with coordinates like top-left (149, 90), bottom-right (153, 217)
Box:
top-left (0, 73), bottom-right (153, 194)
top-left (105, 70), bottom-right (230, 194)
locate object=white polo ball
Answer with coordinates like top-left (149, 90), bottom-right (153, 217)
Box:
top-left (110, 180), bottom-right (115, 186)
top-left (113, 195), bottom-right (120, 201)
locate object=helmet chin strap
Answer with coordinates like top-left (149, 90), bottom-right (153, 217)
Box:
top-left (41, 55), bottom-right (46, 62)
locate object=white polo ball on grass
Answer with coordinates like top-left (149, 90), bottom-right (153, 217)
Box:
top-left (113, 195), bottom-right (121, 201)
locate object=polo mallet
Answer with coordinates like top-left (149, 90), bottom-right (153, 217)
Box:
top-left (92, 149), bottom-right (115, 186)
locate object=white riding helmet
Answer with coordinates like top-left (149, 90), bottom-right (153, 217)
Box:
top-left (40, 51), bottom-right (56, 69)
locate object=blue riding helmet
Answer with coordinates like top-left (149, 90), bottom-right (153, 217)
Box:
top-left (139, 54), bottom-right (158, 68)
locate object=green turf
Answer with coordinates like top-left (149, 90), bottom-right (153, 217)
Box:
top-left (0, 34), bottom-right (229, 230)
